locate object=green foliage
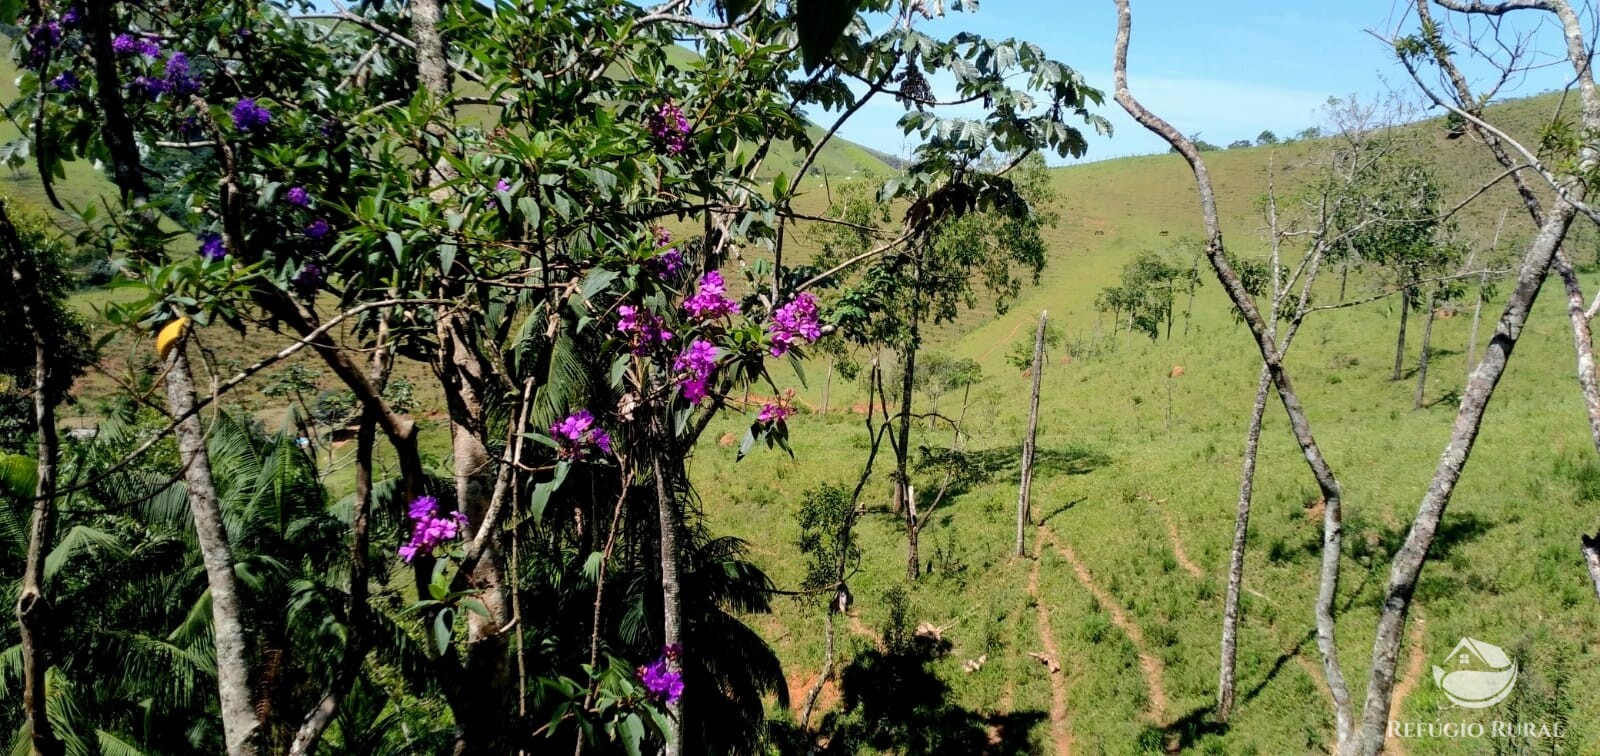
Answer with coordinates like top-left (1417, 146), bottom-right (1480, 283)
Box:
top-left (0, 197), bottom-right (94, 412)
top-left (1094, 249), bottom-right (1201, 340)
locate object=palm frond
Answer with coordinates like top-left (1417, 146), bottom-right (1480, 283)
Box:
top-left (44, 525), bottom-right (131, 583)
top-left (94, 729), bottom-right (150, 756)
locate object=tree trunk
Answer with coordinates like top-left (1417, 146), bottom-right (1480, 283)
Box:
top-left (13, 236), bottom-right (63, 756)
top-left (1413, 293), bottom-right (1436, 410)
top-left (1339, 259), bottom-right (1349, 301)
top-left (1392, 288), bottom-right (1410, 381)
top-left (651, 419), bottom-right (685, 756)
top-left (821, 357), bottom-right (833, 415)
top-left (1466, 270), bottom-right (1486, 374)
top-left (1217, 364), bottom-right (1270, 721)
top-left (1016, 310), bottom-right (1047, 556)
top-left (1584, 534), bottom-right (1600, 602)
top-left (897, 285), bottom-right (921, 580)
top-left (289, 324), bottom-right (390, 755)
top-left (799, 610), bottom-right (835, 730)
top-left (954, 383), bottom-right (971, 450)
top-left (1350, 201), bottom-right (1577, 756)
top-left (164, 342), bottom-right (262, 756)
top-left (437, 314), bottom-right (513, 756)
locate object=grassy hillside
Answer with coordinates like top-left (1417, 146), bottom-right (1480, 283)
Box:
top-left (691, 93), bottom-right (1600, 753)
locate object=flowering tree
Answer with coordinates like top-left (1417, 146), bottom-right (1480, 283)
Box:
top-left (3, 0), bottom-right (1101, 753)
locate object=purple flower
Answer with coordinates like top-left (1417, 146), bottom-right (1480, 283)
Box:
top-left (199, 233), bottom-right (226, 261)
top-left (682, 271), bottom-right (739, 321)
top-left (305, 219), bottom-right (332, 240)
top-left (231, 98), bottom-right (272, 132)
top-left (50, 70), bottom-right (78, 91)
top-left (494, 178), bottom-right (512, 193)
top-left (552, 409), bottom-right (613, 460)
top-left (290, 263), bottom-right (324, 293)
top-left (285, 186), bottom-right (311, 208)
top-left (27, 22), bottom-right (62, 68)
top-left (638, 647), bottom-right (685, 704)
top-left (650, 248), bottom-right (685, 278)
top-left (112, 33), bottom-right (160, 58)
top-left (616, 304), bottom-right (673, 355)
top-left (132, 74), bottom-right (170, 98)
top-left (61, 8), bottom-right (82, 28)
top-left (673, 339), bottom-right (718, 403)
top-left (399, 495), bottom-right (468, 563)
top-left (758, 402), bottom-right (794, 424)
top-left (164, 52), bottom-right (200, 95)
top-left (650, 101), bottom-right (690, 155)
top-left (654, 226), bottom-right (672, 247)
top-left (768, 293), bottom-right (821, 356)
top-left (178, 115), bottom-right (204, 139)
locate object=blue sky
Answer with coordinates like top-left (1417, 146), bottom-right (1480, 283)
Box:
top-left (833, 0), bottom-right (1580, 164)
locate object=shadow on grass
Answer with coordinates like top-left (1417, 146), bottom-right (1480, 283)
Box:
top-left (916, 442), bottom-right (1112, 501)
top-left (812, 632), bottom-right (1046, 755)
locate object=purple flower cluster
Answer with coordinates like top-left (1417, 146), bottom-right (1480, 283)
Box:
top-left (305, 219), bottom-right (332, 240)
top-left (163, 52), bottom-right (200, 96)
top-left (290, 264), bottom-right (324, 294)
top-left (399, 495), bottom-right (469, 563)
top-left (682, 271), bottom-right (739, 321)
top-left (26, 21), bottom-right (62, 67)
top-left (285, 186), bottom-right (311, 208)
top-left (757, 402), bottom-right (794, 424)
top-left (50, 71), bottom-right (78, 91)
top-left (552, 409), bottom-right (613, 460)
top-left (649, 101), bottom-right (690, 155)
top-left (199, 233), bottom-right (226, 262)
top-left (112, 33), bottom-right (161, 58)
top-left (674, 339), bottom-right (718, 403)
top-left (231, 98), bottom-right (272, 132)
top-left (617, 304), bottom-right (673, 356)
top-left (61, 8), bottom-right (82, 27)
top-left (649, 227), bottom-right (685, 278)
top-left (767, 293), bottom-right (821, 356)
top-left (638, 645), bottom-right (685, 704)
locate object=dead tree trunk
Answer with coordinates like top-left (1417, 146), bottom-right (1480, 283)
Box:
top-left (1413, 292), bottom-right (1436, 410)
top-left (896, 267), bottom-right (922, 580)
top-left (1016, 311), bottom-right (1048, 556)
top-left (1112, 4), bottom-right (1355, 743)
top-left (821, 357), bottom-right (833, 415)
top-left (12, 229), bottom-right (63, 756)
top-left (1392, 288), bottom-right (1409, 381)
top-left (164, 341), bottom-right (262, 756)
top-left (1217, 364), bottom-right (1270, 721)
top-left (1466, 270), bottom-right (1487, 374)
top-left (1353, 201), bottom-right (1578, 756)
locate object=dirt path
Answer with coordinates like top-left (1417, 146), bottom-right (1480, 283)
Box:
top-left (1157, 506), bottom-right (1204, 578)
top-left (845, 612), bottom-right (884, 652)
top-left (1043, 526), bottom-right (1170, 724)
top-left (1029, 537), bottom-right (1074, 755)
top-left (985, 680), bottom-right (1017, 750)
top-left (1385, 614), bottom-right (1427, 756)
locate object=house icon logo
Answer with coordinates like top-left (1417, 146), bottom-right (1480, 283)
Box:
top-left (1432, 637), bottom-right (1517, 709)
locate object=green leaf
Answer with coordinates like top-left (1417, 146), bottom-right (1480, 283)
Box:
top-left (619, 713), bottom-right (645, 756)
top-left (529, 461), bottom-right (571, 523)
top-left (797, 0), bottom-right (867, 72)
top-left (460, 597), bottom-right (490, 618)
top-left (432, 608), bottom-right (455, 656)
top-left (737, 428), bottom-right (757, 461)
top-left (580, 269), bottom-right (619, 302)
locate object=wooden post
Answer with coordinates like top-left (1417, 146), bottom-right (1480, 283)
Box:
top-left (1016, 310), bottom-right (1047, 556)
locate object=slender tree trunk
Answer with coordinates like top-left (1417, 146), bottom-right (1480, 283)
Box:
top-left (289, 325), bottom-right (390, 756)
top-left (821, 357), bottom-right (833, 415)
top-left (1110, 12), bottom-right (1355, 741)
top-left (897, 280), bottom-right (921, 580)
top-left (799, 611), bottom-right (835, 730)
top-left (1217, 365), bottom-right (1270, 722)
top-left (164, 342), bottom-right (261, 756)
top-left (1339, 259), bottom-right (1349, 301)
top-left (954, 383), bottom-right (971, 450)
top-left (651, 414), bottom-right (685, 756)
top-left (438, 315), bottom-right (513, 756)
top-left (13, 239), bottom-right (63, 756)
top-left (1413, 292), bottom-right (1436, 410)
top-left (1350, 201), bottom-right (1577, 756)
top-left (1016, 311), bottom-right (1047, 556)
top-left (1466, 270), bottom-right (1487, 374)
top-left (1392, 288), bottom-right (1410, 381)
top-left (1555, 247), bottom-right (1600, 601)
